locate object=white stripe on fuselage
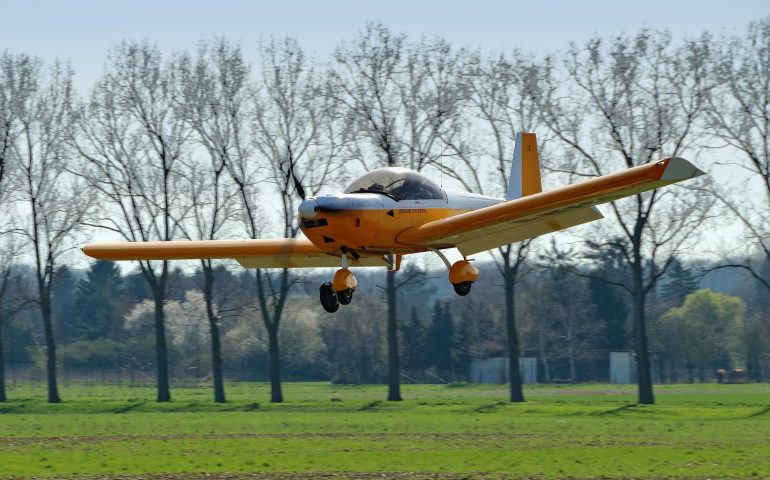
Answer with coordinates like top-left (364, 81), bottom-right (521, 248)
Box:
top-left (443, 189), bottom-right (501, 210)
top-left (313, 190), bottom-right (502, 212)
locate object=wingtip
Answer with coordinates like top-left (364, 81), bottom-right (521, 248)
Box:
top-left (81, 245), bottom-right (99, 260)
top-left (660, 157), bottom-right (706, 181)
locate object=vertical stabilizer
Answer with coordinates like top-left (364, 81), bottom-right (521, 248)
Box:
top-left (505, 132), bottom-right (542, 201)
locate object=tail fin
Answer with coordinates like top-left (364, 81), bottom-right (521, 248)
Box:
top-left (505, 132), bottom-right (542, 201)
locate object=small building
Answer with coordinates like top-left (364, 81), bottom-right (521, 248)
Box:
top-left (470, 357), bottom-right (538, 384)
top-left (609, 351), bottom-right (661, 384)
top-left (610, 351), bottom-right (635, 384)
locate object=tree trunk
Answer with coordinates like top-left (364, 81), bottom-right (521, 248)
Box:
top-left (632, 258), bottom-right (654, 404)
top-left (747, 354), bottom-right (761, 382)
top-left (209, 320), bottom-right (225, 403)
top-left (202, 265), bottom-right (226, 403)
top-left (504, 271), bottom-right (525, 402)
top-left (255, 270), bottom-right (287, 404)
top-left (153, 290), bottom-right (171, 402)
top-left (568, 348), bottom-right (577, 384)
top-left (386, 268), bottom-right (402, 401)
top-left (0, 323), bottom-right (6, 402)
top-left (539, 329), bottom-right (551, 383)
top-left (267, 324), bottom-right (283, 403)
top-left (41, 298), bottom-right (61, 403)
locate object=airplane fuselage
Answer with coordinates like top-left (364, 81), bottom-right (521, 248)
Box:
top-left (299, 189), bottom-right (500, 256)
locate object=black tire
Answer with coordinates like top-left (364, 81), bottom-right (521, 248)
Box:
top-left (453, 281), bottom-right (472, 296)
top-left (338, 288), bottom-right (354, 305)
top-left (319, 282), bottom-right (339, 313)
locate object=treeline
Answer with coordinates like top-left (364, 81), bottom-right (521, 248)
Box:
top-left (3, 254), bottom-right (769, 387)
top-left (1, 19), bottom-right (770, 404)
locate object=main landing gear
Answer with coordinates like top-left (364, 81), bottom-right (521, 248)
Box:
top-left (319, 251), bottom-right (478, 312)
top-left (432, 249), bottom-right (479, 297)
top-left (320, 256), bottom-right (358, 313)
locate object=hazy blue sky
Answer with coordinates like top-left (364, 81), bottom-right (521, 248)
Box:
top-left (2, 0), bottom-right (768, 91)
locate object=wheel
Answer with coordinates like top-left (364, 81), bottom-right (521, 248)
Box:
top-left (338, 288), bottom-right (354, 305)
top-left (319, 282), bottom-right (339, 313)
top-left (453, 281), bottom-right (472, 296)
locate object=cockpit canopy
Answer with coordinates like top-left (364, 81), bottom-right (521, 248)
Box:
top-left (344, 167), bottom-right (446, 201)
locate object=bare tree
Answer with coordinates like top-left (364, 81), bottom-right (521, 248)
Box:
top-left (436, 49), bottom-right (545, 402)
top-left (397, 37), bottom-right (467, 171)
top-left (243, 37), bottom-right (348, 403)
top-left (329, 23), bottom-right (464, 401)
top-left (0, 240), bottom-right (29, 402)
top-left (72, 41), bottom-right (191, 402)
top-left (330, 22), bottom-right (407, 174)
top-left (9, 59), bottom-right (89, 403)
top-left (0, 93), bottom-right (27, 400)
top-left (537, 241), bottom-right (604, 382)
top-left (1, 51), bottom-right (27, 201)
top-left (0, 51), bottom-right (29, 402)
top-left (539, 30), bottom-right (712, 404)
top-left (704, 17), bottom-right (770, 292)
top-left (175, 38), bottom-right (247, 403)
top-left (330, 22), bottom-right (405, 400)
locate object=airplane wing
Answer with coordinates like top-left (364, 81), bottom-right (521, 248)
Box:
top-left (397, 157), bottom-right (704, 256)
top-left (82, 238), bottom-right (388, 268)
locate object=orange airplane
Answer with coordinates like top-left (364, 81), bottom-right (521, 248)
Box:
top-left (83, 133), bottom-right (705, 312)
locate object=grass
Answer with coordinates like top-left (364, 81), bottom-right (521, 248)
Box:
top-left (0, 382), bottom-right (769, 478)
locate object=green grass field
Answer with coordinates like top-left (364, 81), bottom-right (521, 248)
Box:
top-left (1, 382), bottom-right (769, 479)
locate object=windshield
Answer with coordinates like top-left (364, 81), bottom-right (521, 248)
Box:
top-left (344, 168), bottom-right (445, 201)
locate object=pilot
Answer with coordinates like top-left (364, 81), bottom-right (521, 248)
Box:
top-left (391, 179), bottom-right (417, 199)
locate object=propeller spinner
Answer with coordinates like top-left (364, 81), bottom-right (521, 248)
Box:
top-left (298, 198), bottom-right (320, 219)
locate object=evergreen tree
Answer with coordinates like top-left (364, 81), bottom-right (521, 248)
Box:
top-left (458, 296), bottom-right (504, 359)
top-left (73, 261), bottom-right (123, 340)
top-left (52, 266), bottom-right (81, 342)
top-left (402, 306), bottom-right (428, 371)
top-left (588, 276), bottom-right (628, 351)
top-left (428, 300), bottom-right (453, 375)
top-left (585, 245), bottom-right (630, 351)
top-left (451, 310), bottom-right (473, 381)
top-left (661, 258), bottom-right (699, 307)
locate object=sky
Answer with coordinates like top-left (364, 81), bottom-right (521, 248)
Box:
top-left (2, 0), bottom-right (766, 269)
top-left (2, 0), bottom-right (769, 92)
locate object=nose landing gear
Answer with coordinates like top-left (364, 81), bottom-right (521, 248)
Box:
top-left (320, 256), bottom-right (358, 313)
top-left (333, 268), bottom-right (357, 305)
top-left (319, 283), bottom-right (339, 313)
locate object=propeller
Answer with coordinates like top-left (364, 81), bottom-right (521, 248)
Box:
top-left (283, 150), bottom-right (340, 220)
top-left (283, 150), bottom-right (319, 219)
top-left (284, 151), bottom-right (306, 201)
